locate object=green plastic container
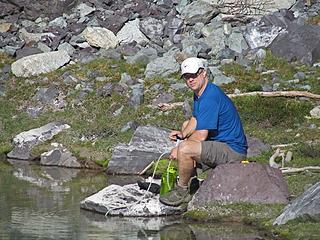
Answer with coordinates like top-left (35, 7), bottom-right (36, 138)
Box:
top-left (160, 166), bottom-right (177, 196)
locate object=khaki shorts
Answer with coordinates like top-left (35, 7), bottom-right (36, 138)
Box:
top-left (200, 141), bottom-right (246, 168)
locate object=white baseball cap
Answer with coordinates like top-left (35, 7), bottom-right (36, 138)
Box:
top-left (181, 57), bottom-right (206, 76)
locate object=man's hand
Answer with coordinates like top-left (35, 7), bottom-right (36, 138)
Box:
top-left (169, 147), bottom-right (178, 160)
top-left (169, 130), bottom-right (182, 141)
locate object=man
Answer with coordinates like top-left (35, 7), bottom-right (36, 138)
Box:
top-left (159, 57), bottom-right (247, 207)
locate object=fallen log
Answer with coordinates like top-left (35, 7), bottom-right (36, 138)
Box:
top-left (157, 91), bottom-right (320, 111)
top-left (227, 91), bottom-right (320, 99)
top-left (281, 166), bottom-right (320, 174)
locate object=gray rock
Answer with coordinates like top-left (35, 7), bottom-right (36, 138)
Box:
top-left (82, 27), bottom-right (118, 49)
top-left (145, 48), bottom-right (180, 78)
top-left (180, 1), bottom-right (219, 25)
top-left (205, 28), bottom-right (226, 56)
top-left (274, 182), bottom-right (320, 225)
top-left (33, 86), bottom-right (59, 104)
top-left (11, 51), bottom-right (70, 77)
top-left (129, 84), bottom-right (144, 109)
top-left (126, 47), bottom-right (158, 65)
top-left (181, 36), bottom-right (211, 58)
top-left (26, 106), bottom-right (44, 118)
top-left (58, 42), bottom-right (75, 56)
top-left (95, 47), bottom-right (120, 59)
top-left (37, 42), bottom-right (52, 53)
top-left (213, 74), bottom-right (235, 86)
top-left (120, 73), bottom-right (134, 87)
top-left (107, 126), bottom-right (176, 174)
top-left (121, 121), bottom-right (139, 133)
top-left (244, 23), bottom-right (284, 49)
top-left (152, 92), bottom-right (175, 106)
top-left (227, 31), bottom-right (249, 54)
top-left (74, 3), bottom-right (96, 18)
top-left (15, 47), bottom-right (43, 59)
top-left (41, 146), bottom-right (81, 168)
top-left (49, 16), bottom-right (68, 28)
top-left (310, 106), bottom-right (320, 118)
top-left (7, 121), bottom-right (70, 160)
top-left (170, 83), bottom-right (187, 91)
top-left (18, 28), bottom-right (56, 44)
top-left (164, 17), bottom-right (184, 42)
top-left (293, 71), bottom-right (306, 80)
top-left (247, 136), bottom-right (271, 158)
top-left (189, 163), bottom-right (289, 209)
top-left (117, 19), bottom-right (149, 45)
top-left (269, 24), bottom-right (320, 65)
top-left (140, 17), bottom-right (165, 45)
top-left (80, 183), bottom-right (184, 216)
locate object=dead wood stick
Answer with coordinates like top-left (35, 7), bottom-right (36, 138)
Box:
top-left (281, 166), bottom-right (320, 174)
top-left (227, 91), bottom-right (320, 99)
top-left (157, 91), bottom-right (320, 112)
top-left (139, 161), bottom-right (155, 175)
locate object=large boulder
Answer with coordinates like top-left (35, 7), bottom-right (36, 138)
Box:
top-left (11, 51), bottom-right (70, 77)
top-left (82, 27), bottom-right (118, 50)
top-left (189, 162), bottom-right (289, 209)
top-left (40, 145), bottom-right (81, 168)
top-left (7, 121), bottom-right (70, 160)
top-left (180, 0), bottom-right (219, 25)
top-left (268, 24), bottom-right (320, 65)
top-left (107, 126), bottom-right (176, 175)
top-left (80, 183), bottom-right (184, 216)
top-left (273, 182), bottom-right (320, 225)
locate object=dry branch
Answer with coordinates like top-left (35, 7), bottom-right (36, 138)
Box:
top-left (281, 166), bottom-right (320, 174)
top-left (227, 91), bottom-right (320, 99)
top-left (216, 0), bottom-right (275, 16)
top-left (157, 102), bottom-right (184, 111)
top-left (157, 91), bottom-right (320, 112)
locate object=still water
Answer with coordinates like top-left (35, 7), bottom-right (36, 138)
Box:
top-left (0, 157), bottom-right (269, 240)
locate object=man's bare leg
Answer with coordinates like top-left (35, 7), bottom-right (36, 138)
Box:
top-left (177, 140), bottom-right (201, 186)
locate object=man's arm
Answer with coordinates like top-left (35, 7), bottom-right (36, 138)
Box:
top-left (180, 117), bottom-right (197, 139)
top-left (188, 129), bottom-right (208, 141)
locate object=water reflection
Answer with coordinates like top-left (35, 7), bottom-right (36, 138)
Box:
top-left (0, 159), bottom-right (269, 240)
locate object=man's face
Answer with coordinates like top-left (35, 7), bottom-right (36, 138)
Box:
top-left (183, 68), bottom-right (207, 94)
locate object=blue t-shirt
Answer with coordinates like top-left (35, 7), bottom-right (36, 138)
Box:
top-left (193, 82), bottom-right (247, 155)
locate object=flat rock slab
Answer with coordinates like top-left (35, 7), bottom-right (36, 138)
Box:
top-left (273, 181), bottom-right (320, 225)
top-left (189, 162), bottom-right (289, 209)
top-left (80, 183), bottom-right (184, 217)
top-left (107, 125), bottom-right (175, 174)
top-left (7, 121), bottom-right (70, 160)
top-left (11, 50), bottom-right (70, 77)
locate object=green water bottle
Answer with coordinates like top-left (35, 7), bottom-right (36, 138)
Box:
top-left (160, 166), bottom-right (177, 196)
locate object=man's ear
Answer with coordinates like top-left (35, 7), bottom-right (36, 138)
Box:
top-left (202, 69), bottom-right (207, 78)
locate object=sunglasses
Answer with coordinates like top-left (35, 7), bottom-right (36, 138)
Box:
top-left (183, 69), bottom-right (203, 81)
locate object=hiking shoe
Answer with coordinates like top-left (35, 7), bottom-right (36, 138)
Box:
top-left (159, 183), bottom-right (192, 207)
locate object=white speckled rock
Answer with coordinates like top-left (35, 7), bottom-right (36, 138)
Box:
top-left (82, 27), bottom-right (118, 49)
top-left (11, 51), bottom-right (70, 77)
top-left (80, 183), bottom-right (184, 216)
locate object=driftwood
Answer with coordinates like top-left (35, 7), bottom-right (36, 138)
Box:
top-left (157, 91), bottom-right (320, 111)
top-left (281, 166), bottom-right (320, 174)
top-left (271, 143), bottom-right (298, 148)
top-left (157, 102), bottom-right (184, 111)
top-left (269, 148), bottom-right (293, 169)
top-left (227, 91), bottom-right (320, 99)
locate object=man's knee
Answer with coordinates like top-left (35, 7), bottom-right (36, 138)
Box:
top-left (178, 140), bottom-right (201, 159)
